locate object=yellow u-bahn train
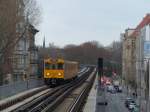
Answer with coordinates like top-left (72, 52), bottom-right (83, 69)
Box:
top-left (44, 58), bottom-right (78, 86)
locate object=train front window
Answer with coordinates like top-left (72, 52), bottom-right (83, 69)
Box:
top-left (57, 63), bottom-right (64, 70)
top-left (52, 64), bottom-right (56, 69)
top-left (45, 63), bottom-right (51, 69)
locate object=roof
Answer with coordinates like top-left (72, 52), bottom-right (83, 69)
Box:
top-left (131, 14), bottom-right (150, 37)
top-left (29, 24), bottom-right (39, 34)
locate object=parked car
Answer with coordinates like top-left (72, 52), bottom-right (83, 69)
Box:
top-left (118, 86), bottom-right (122, 92)
top-left (128, 102), bottom-right (136, 110)
top-left (97, 101), bottom-right (108, 106)
top-left (110, 88), bottom-right (116, 94)
top-left (107, 85), bottom-right (113, 92)
top-left (107, 85), bottom-right (116, 93)
top-left (114, 86), bottom-right (122, 92)
top-left (130, 105), bottom-right (139, 112)
top-left (125, 98), bottom-right (135, 108)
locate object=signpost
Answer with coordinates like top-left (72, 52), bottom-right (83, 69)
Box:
top-left (144, 41), bottom-right (150, 57)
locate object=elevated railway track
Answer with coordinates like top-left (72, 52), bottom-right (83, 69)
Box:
top-left (0, 66), bottom-right (97, 112)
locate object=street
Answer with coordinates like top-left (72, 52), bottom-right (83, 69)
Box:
top-left (96, 86), bottom-right (129, 112)
top-left (105, 92), bottom-right (128, 112)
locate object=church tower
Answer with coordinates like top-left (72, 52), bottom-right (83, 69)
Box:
top-left (43, 36), bottom-right (45, 48)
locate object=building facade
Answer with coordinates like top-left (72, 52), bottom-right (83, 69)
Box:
top-left (12, 24), bottom-right (39, 81)
top-left (122, 28), bottom-right (136, 93)
top-left (0, 1), bottom-right (39, 83)
top-left (134, 17), bottom-right (150, 112)
top-left (122, 14), bottom-right (150, 112)
top-left (0, 0), bottom-right (26, 83)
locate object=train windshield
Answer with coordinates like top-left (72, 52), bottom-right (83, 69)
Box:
top-left (45, 63), bottom-right (51, 69)
top-left (57, 63), bottom-right (64, 70)
top-left (52, 64), bottom-right (56, 69)
top-left (45, 63), bottom-right (58, 70)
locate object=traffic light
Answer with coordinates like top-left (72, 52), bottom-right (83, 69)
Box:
top-left (98, 58), bottom-right (103, 86)
top-left (98, 58), bottom-right (103, 70)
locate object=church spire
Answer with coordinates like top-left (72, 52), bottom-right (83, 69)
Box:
top-left (43, 36), bottom-right (45, 48)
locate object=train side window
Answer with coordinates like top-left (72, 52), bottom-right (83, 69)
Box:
top-left (57, 63), bottom-right (64, 70)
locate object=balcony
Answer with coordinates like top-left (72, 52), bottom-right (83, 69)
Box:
top-left (28, 46), bottom-right (38, 51)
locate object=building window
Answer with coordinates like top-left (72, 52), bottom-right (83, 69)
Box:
top-left (132, 40), bottom-right (135, 48)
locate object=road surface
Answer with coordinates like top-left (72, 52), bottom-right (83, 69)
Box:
top-left (96, 86), bottom-right (129, 112)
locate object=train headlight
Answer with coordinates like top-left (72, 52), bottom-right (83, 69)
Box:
top-left (58, 73), bottom-right (61, 76)
top-left (47, 73), bottom-right (50, 76)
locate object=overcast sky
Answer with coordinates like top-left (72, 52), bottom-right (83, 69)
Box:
top-left (35, 0), bottom-right (150, 47)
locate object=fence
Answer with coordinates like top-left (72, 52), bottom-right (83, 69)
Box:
top-left (0, 78), bottom-right (44, 100)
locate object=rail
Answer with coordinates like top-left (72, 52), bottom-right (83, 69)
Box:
top-left (67, 68), bottom-right (96, 112)
top-left (0, 66), bottom-right (94, 112)
top-left (42, 67), bottom-right (96, 112)
top-left (12, 67), bottom-right (92, 112)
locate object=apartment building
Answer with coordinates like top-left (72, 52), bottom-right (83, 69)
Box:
top-left (122, 28), bottom-right (136, 92)
top-left (0, 0), bottom-right (39, 83)
top-left (122, 14), bottom-right (150, 112)
top-left (133, 14), bottom-right (150, 112)
top-left (12, 24), bottom-right (39, 81)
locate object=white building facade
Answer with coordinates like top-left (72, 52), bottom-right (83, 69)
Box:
top-left (122, 14), bottom-right (150, 112)
top-left (135, 17), bottom-right (150, 112)
top-left (12, 24), bottom-right (39, 81)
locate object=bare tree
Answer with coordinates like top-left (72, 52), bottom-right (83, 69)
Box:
top-left (23, 0), bottom-right (41, 26)
top-left (0, 0), bottom-right (21, 79)
top-left (0, 0), bottom-right (41, 61)
top-left (108, 41), bottom-right (122, 64)
top-left (0, 0), bottom-right (41, 84)
top-left (63, 41), bottom-right (108, 64)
